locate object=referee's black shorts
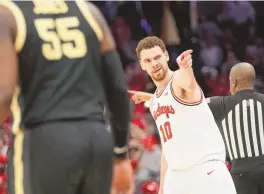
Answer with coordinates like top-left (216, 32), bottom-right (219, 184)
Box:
top-left (7, 120), bottom-right (114, 194)
top-left (231, 156), bottom-right (264, 194)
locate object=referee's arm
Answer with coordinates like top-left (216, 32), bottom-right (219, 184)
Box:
top-left (207, 96), bottom-right (232, 161)
top-left (206, 96), bottom-right (225, 122)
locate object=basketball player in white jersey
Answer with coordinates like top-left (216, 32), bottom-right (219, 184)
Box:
top-left (130, 36), bottom-right (236, 194)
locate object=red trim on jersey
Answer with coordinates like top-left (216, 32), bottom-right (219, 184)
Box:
top-left (155, 76), bottom-right (174, 98)
top-left (170, 81), bottom-right (203, 106)
top-left (155, 87), bottom-right (166, 98)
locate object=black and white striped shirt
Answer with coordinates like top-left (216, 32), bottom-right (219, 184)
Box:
top-left (208, 89), bottom-right (264, 161)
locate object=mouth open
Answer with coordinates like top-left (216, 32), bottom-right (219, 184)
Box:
top-left (154, 67), bottom-right (162, 73)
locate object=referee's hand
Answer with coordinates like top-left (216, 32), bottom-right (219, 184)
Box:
top-left (111, 159), bottom-right (135, 194)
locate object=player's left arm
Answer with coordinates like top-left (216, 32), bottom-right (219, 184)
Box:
top-left (0, 5), bottom-right (18, 125)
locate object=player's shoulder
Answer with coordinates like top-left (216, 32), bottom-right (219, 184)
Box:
top-left (0, 2), bottom-right (17, 43)
top-left (84, 1), bottom-right (98, 12)
top-left (84, 2), bottom-right (103, 25)
top-left (0, 3), bottom-right (16, 27)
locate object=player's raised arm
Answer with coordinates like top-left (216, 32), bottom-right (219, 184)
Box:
top-left (0, 5), bottom-right (18, 125)
top-left (172, 50), bottom-right (197, 93)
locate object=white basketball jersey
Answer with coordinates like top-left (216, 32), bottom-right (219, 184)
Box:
top-left (150, 78), bottom-right (226, 170)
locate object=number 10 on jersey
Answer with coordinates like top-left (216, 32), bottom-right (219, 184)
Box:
top-left (159, 121), bottom-right (173, 143)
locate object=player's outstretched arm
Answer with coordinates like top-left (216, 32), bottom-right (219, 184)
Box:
top-left (128, 90), bottom-right (153, 104)
top-left (172, 50), bottom-right (197, 93)
top-left (171, 50), bottom-right (202, 103)
top-left (0, 5), bottom-right (18, 125)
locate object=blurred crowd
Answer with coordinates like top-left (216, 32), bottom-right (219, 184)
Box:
top-left (92, 1), bottom-right (264, 193)
top-left (1, 1), bottom-right (264, 194)
top-left (0, 116), bottom-right (11, 194)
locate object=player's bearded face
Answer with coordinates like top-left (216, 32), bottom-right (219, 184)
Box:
top-left (140, 46), bottom-right (169, 82)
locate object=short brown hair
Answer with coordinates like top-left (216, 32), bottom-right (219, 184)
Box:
top-left (136, 36), bottom-right (166, 59)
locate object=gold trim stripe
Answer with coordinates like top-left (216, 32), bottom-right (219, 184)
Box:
top-left (10, 87), bottom-right (24, 194)
top-left (75, 0), bottom-right (103, 42)
top-left (11, 87), bottom-right (21, 135)
top-left (0, 1), bottom-right (27, 53)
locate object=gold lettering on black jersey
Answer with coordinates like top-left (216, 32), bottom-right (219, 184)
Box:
top-left (34, 17), bottom-right (87, 60)
top-left (33, 1), bottom-right (68, 14)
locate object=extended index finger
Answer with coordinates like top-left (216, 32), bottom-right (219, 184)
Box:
top-left (178, 49), bottom-right (193, 61)
top-left (182, 49), bottom-right (193, 57)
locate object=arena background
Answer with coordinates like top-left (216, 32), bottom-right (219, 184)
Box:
top-left (1, 1), bottom-right (264, 194)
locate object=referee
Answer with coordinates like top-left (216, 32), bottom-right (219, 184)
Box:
top-left (208, 62), bottom-right (264, 194)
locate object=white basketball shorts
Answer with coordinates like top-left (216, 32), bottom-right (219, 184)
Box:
top-left (163, 160), bottom-right (237, 194)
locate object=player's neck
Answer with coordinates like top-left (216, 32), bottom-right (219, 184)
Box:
top-left (155, 70), bottom-right (174, 92)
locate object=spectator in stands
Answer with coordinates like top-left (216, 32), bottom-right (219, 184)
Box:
top-left (245, 38), bottom-right (264, 65)
top-left (200, 33), bottom-right (223, 78)
top-left (129, 122), bottom-right (147, 141)
top-left (197, 15), bottom-right (222, 41)
top-left (129, 138), bottom-right (144, 171)
top-left (0, 137), bottom-right (7, 157)
top-left (221, 48), bottom-right (240, 74)
top-left (212, 74), bottom-right (229, 96)
top-left (135, 135), bottom-right (161, 194)
top-left (226, 2), bottom-right (255, 60)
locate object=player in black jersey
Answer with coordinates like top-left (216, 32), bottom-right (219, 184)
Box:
top-left (208, 63), bottom-right (264, 194)
top-left (0, 1), bottom-right (133, 194)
